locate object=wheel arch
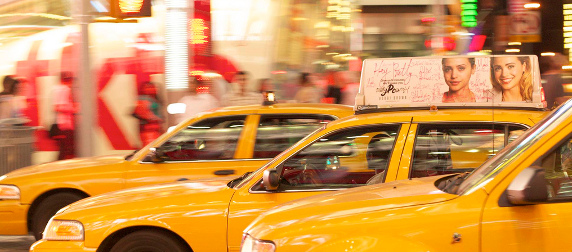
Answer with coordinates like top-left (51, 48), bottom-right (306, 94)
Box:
top-left (26, 188), bottom-right (90, 231)
top-left (96, 226), bottom-right (193, 252)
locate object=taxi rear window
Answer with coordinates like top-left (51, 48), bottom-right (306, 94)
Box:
top-left (411, 123), bottom-right (528, 178)
top-left (253, 115), bottom-right (335, 159)
top-left (159, 115), bottom-right (247, 161)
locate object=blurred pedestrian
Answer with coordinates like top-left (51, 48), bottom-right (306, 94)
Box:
top-left (52, 72), bottom-right (78, 160)
top-left (209, 73), bottom-right (232, 101)
top-left (294, 72), bottom-right (321, 103)
top-left (541, 53), bottom-right (567, 109)
top-left (12, 77), bottom-right (28, 120)
top-left (258, 78), bottom-right (274, 94)
top-left (341, 71), bottom-right (360, 106)
top-left (312, 72), bottom-right (329, 97)
top-left (133, 81), bottom-right (164, 147)
top-left (176, 76), bottom-right (219, 124)
top-left (323, 71), bottom-right (344, 104)
top-left (279, 72), bottom-right (300, 101)
top-left (0, 75), bottom-right (18, 119)
top-left (222, 71), bottom-right (263, 106)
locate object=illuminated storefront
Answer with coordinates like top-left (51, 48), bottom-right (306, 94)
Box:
top-left (0, 0), bottom-right (478, 160)
top-left (564, 3), bottom-right (572, 62)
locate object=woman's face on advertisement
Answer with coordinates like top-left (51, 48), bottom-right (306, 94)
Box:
top-left (442, 58), bottom-right (475, 92)
top-left (492, 57), bottom-right (526, 91)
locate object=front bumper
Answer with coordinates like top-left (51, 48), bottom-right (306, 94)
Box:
top-left (0, 200), bottom-right (29, 235)
top-left (30, 240), bottom-right (96, 252)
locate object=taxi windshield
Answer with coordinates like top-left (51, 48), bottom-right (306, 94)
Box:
top-left (126, 119), bottom-right (192, 160)
top-left (232, 124), bottom-right (328, 189)
top-left (456, 100), bottom-right (572, 195)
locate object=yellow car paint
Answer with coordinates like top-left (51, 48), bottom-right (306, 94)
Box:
top-left (243, 101), bottom-right (572, 252)
top-left (0, 104), bottom-right (353, 237)
top-left (30, 108), bottom-right (546, 252)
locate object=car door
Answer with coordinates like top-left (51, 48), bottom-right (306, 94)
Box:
top-left (396, 123), bottom-right (529, 180)
top-left (125, 115), bottom-right (258, 189)
top-left (226, 123), bottom-right (408, 252)
top-left (481, 124), bottom-right (572, 251)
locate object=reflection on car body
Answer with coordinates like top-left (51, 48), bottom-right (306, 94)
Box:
top-left (242, 99), bottom-right (572, 252)
top-left (0, 103), bottom-right (353, 240)
top-left (29, 55), bottom-right (550, 252)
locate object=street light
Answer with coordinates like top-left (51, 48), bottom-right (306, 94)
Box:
top-left (524, 3), bottom-right (540, 9)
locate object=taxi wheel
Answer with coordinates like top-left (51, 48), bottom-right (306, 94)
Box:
top-left (110, 230), bottom-right (189, 252)
top-left (31, 192), bottom-right (85, 240)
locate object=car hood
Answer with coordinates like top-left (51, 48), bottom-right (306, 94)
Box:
top-left (246, 175), bottom-right (457, 237)
top-left (60, 176), bottom-right (236, 214)
top-left (0, 155), bottom-right (127, 180)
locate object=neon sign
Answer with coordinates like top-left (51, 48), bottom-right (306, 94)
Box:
top-left (189, 18), bottom-right (209, 45)
top-left (461, 0), bottom-right (478, 28)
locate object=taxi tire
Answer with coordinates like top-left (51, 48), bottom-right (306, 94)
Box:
top-left (31, 192), bottom-right (85, 240)
top-left (110, 230), bottom-right (188, 252)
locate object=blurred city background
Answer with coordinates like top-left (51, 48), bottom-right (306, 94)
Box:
top-left (0, 0), bottom-right (568, 167)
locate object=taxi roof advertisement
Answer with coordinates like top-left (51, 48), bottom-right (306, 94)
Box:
top-left (355, 55), bottom-right (544, 111)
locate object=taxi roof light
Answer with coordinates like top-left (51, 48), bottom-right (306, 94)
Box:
top-left (263, 91), bottom-right (276, 106)
top-left (354, 55), bottom-right (546, 113)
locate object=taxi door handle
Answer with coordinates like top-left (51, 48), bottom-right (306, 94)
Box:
top-left (214, 169), bottom-right (236, 175)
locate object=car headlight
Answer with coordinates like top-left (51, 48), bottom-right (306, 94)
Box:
top-left (43, 219), bottom-right (84, 241)
top-left (241, 233), bottom-right (275, 252)
top-left (0, 185), bottom-right (20, 200)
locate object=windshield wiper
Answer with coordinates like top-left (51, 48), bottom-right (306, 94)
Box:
top-left (124, 149), bottom-right (140, 160)
top-left (437, 172), bottom-right (471, 194)
top-left (227, 171), bottom-right (252, 188)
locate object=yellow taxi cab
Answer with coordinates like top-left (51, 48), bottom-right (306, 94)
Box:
top-left (241, 95), bottom-right (572, 252)
top-left (31, 55), bottom-right (548, 252)
top-left (0, 103), bottom-right (353, 239)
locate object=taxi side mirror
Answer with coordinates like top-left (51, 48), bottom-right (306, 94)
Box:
top-left (143, 147), bottom-right (167, 163)
top-left (263, 169), bottom-right (280, 191)
top-left (507, 166), bottom-right (548, 205)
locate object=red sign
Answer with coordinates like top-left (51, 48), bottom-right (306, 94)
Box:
top-left (424, 37), bottom-right (456, 51)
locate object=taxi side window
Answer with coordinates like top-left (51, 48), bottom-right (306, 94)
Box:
top-left (411, 124), bottom-right (528, 178)
top-left (253, 115), bottom-right (335, 159)
top-left (159, 116), bottom-right (247, 161)
top-left (542, 137), bottom-right (572, 200)
top-left (274, 124), bottom-right (400, 190)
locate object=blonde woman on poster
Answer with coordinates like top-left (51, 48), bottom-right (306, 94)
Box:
top-left (490, 56), bottom-right (533, 102)
top-left (441, 57), bottom-right (477, 103)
